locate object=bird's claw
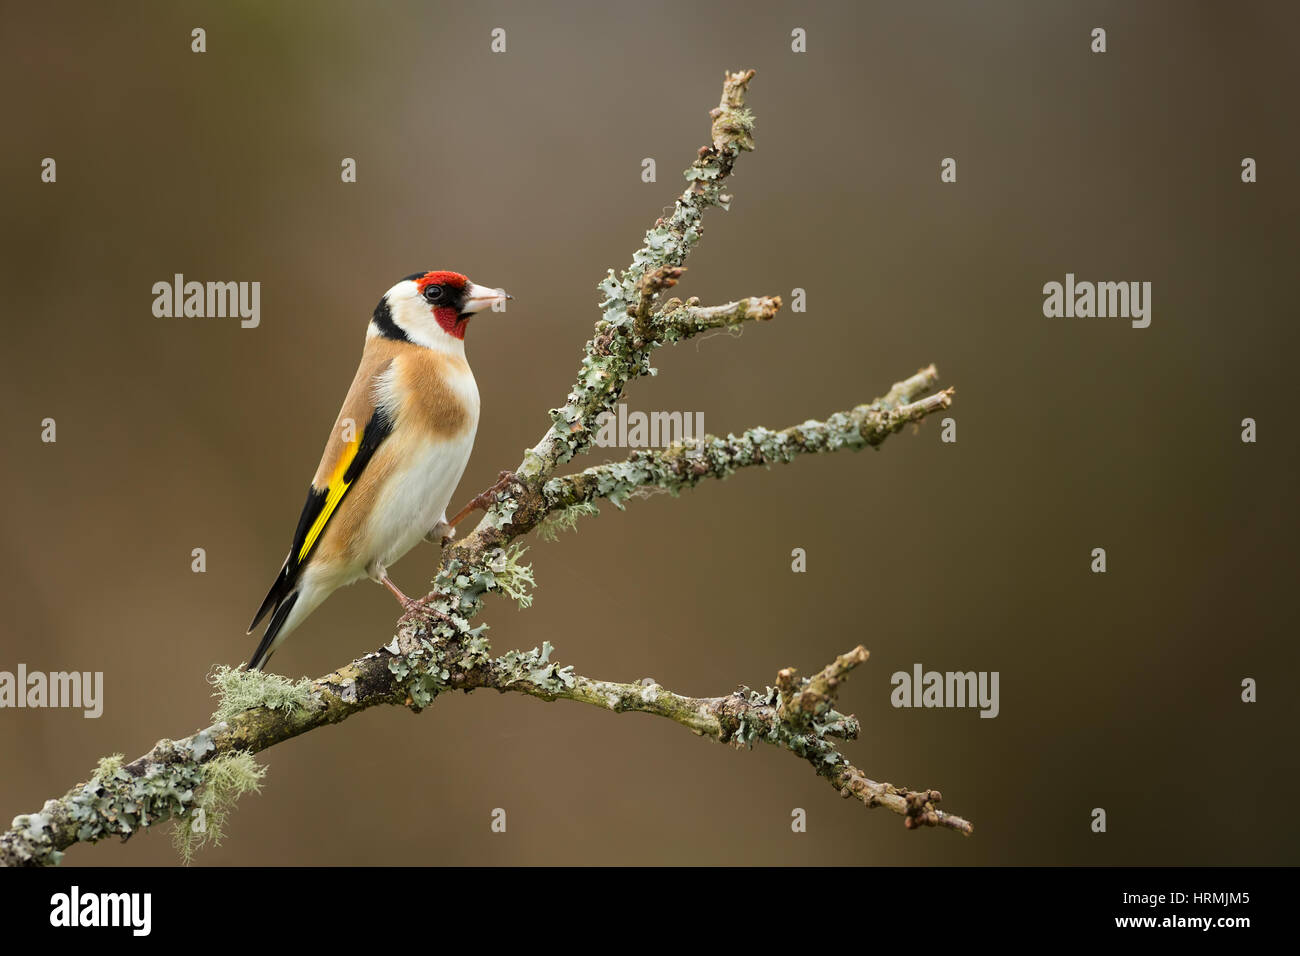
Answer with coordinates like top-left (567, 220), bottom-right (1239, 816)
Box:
top-left (470, 469), bottom-right (523, 511)
top-left (447, 470), bottom-right (525, 529)
top-left (398, 594), bottom-right (456, 629)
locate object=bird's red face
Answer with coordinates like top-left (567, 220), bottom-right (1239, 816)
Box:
top-left (373, 270), bottom-right (510, 347)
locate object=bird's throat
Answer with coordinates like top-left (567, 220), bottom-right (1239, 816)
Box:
top-left (433, 306), bottom-right (469, 340)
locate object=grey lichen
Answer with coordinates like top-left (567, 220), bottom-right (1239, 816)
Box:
top-left (6, 750), bottom-right (199, 865)
top-left (171, 751), bottom-right (267, 864)
top-left (209, 664), bottom-right (318, 723)
top-left (8, 741), bottom-right (214, 864)
top-left (385, 633), bottom-right (452, 710)
top-left (7, 809), bottom-right (61, 866)
top-left (384, 602), bottom-right (491, 711)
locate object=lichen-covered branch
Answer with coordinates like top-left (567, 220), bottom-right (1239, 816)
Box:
top-left (478, 643), bottom-right (970, 833)
top-left (544, 367), bottom-right (952, 510)
top-left (1, 69), bottom-right (967, 866)
top-left (657, 293), bottom-right (782, 340)
top-left (1, 637), bottom-right (969, 865)
top-left (510, 68), bottom-right (762, 485)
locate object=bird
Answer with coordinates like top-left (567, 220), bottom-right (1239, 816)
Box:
top-left (245, 270), bottom-right (511, 671)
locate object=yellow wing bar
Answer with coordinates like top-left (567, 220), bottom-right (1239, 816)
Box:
top-left (297, 430), bottom-right (362, 563)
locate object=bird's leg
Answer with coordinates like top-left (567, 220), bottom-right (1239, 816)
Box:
top-left (446, 470), bottom-right (523, 529)
top-left (371, 565), bottom-right (456, 628)
top-left (377, 572), bottom-right (414, 606)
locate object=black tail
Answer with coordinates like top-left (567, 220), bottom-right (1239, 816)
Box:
top-left (247, 559), bottom-right (297, 671)
top-left (248, 590), bottom-right (299, 671)
top-left (248, 559), bottom-right (292, 634)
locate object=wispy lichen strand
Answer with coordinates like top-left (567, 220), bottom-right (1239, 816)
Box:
top-left (171, 752), bottom-right (266, 864)
top-left (209, 665), bottom-right (317, 723)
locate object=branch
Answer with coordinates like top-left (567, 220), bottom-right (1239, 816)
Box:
top-left (482, 643), bottom-right (970, 833)
top-left (2, 636), bottom-right (968, 866)
top-left (1, 69), bottom-right (967, 866)
top-left (510, 68), bottom-right (762, 485)
top-left (657, 293), bottom-right (782, 339)
top-left (544, 367), bottom-right (952, 510)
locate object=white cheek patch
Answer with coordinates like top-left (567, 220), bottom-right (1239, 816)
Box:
top-left (381, 281), bottom-right (467, 357)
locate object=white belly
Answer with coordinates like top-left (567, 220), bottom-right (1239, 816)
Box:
top-left (362, 428), bottom-right (476, 571)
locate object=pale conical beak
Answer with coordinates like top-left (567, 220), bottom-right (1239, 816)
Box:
top-left (461, 282), bottom-right (512, 316)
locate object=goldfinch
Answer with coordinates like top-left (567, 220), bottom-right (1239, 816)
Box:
top-left (246, 270), bottom-right (510, 671)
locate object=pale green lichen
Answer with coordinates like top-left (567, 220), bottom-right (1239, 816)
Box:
top-left (382, 542), bottom-right (536, 709)
top-left (430, 543), bottom-right (535, 621)
top-left (171, 751), bottom-right (266, 864)
top-left (488, 545), bottom-right (535, 608)
top-left (209, 664), bottom-right (317, 723)
top-left (495, 641), bottom-right (576, 693)
top-left (727, 106), bottom-right (756, 134)
top-left (386, 625), bottom-right (491, 710)
top-left (384, 574), bottom-right (492, 710)
top-left (720, 683), bottom-right (859, 779)
top-left (536, 501), bottom-right (599, 542)
top-left (479, 494), bottom-right (520, 531)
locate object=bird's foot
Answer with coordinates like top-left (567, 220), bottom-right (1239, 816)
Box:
top-left (397, 593), bottom-right (458, 630)
top-left (375, 570), bottom-right (456, 628)
top-left (446, 470), bottom-right (524, 529)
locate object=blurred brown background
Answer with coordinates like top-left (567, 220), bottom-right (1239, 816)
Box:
top-left (1, 0), bottom-right (1296, 866)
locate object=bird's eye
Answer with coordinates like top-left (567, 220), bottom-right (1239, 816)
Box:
top-left (423, 285), bottom-right (445, 302)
